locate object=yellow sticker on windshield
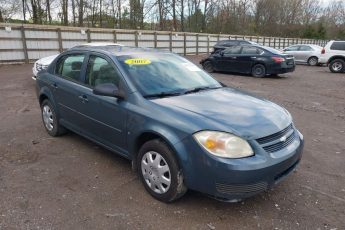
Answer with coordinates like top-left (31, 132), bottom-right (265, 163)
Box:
top-left (125, 58), bottom-right (151, 65)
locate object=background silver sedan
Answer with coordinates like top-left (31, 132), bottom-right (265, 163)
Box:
top-left (283, 44), bottom-right (323, 66)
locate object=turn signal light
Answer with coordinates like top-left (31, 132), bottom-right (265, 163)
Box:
top-left (321, 48), bottom-right (325, 54)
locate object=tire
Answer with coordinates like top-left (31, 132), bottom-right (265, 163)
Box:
top-left (252, 64), bottom-right (266, 78)
top-left (203, 61), bottom-right (214, 73)
top-left (41, 99), bottom-right (67, 136)
top-left (307, 56), bottom-right (318, 66)
top-left (329, 59), bottom-right (345, 73)
top-left (137, 139), bottom-right (187, 203)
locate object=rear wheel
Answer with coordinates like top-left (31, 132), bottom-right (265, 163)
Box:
top-left (307, 56), bottom-right (318, 66)
top-left (203, 61), bottom-right (214, 73)
top-left (137, 139), bottom-right (187, 203)
top-left (252, 64), bottom-right (266, 77)
top-left (329, 59), bottom-right (345, 73)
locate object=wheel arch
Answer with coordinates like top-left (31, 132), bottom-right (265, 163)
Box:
top-left (328, 55), bottom-right (345, 64)
top-left (130, 129), bottom-right (187, 173)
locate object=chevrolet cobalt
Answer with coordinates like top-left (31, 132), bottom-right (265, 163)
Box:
top-left (36, 46), bottom-right (304, 202)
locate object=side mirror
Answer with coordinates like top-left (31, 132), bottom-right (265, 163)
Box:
top-left (93, 83), bottom-right (124, 99)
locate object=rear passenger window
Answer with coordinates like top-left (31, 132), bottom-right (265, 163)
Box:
top-left (330, 42), bottom-right (345, 51)
top-left (56, 54), bottom-right (85, 82)
top-left (242, 47), bottom-right (261, 55)
top-left (85, 56), bottom-right (121, 87)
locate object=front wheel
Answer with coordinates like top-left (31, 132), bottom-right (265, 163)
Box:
top-left (252, 64), bottom-right (266, 77)
top-left (41, 99), bottom-right (66, 136)
top-left (137, 139), bottom-right (187, 203)
top-left (307, 56), bottom-right (318, 66)
top-left (202, 61), bottom-right (214, 73)
top-left (329, 59), bottom-right (345, 73)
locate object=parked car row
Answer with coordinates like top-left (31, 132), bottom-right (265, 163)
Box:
top-left (202, 39), bottom-right (345, 75)
top-left (201, 44), bottom-right (295, 77)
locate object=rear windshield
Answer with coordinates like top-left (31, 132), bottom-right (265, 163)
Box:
top-left (330, 42), bottom-right (345, 51)
top-left (263, 46), bottom-right (284, 55)
top-left (216, 40), bottom-right (238, 46)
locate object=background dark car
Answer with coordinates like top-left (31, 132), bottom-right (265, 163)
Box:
top-left (213, 40), bottom-right (258, 53)
top-left (201, 45), bottom-right (295, 77)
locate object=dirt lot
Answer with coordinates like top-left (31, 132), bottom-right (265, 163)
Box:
top-left (0, 57), bottom-right (344, 230)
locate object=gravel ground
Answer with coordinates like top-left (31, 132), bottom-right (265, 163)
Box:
top-left (0, 57), bottom-right (344, 230)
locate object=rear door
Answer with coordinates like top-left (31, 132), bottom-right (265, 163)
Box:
top-left (52, 53), bottom-right (87, 130)
top-left (237, 46), bottom-right (263, 73)
top-left (77, 53), bottom-right (128, 155)
top-left (299, 45), bottom-right (314, 62)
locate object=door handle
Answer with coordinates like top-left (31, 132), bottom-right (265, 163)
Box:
top-left (230, 57), bottom-right (237, 59)
top-left (78, 95), bottom-right (88, 103)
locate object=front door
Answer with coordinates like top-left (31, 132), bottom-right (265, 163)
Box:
top-left (77, 54), bottom-right (128, 155)
top-left (216, 46), bottom-right (242, 72)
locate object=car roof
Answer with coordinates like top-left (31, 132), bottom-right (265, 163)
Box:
top-left (70, 45), bottom-right (172, 57)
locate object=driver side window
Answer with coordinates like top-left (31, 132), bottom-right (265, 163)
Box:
top-left (85, 55), bottom-right (121, 88)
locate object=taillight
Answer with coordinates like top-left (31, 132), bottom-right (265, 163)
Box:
top-left (321, 48), bottom-right (325, 54)
top-left (272, 57), bottom-right (285, 63)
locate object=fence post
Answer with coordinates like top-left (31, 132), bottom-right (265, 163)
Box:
top-left (183, 33), bottom-right (187, 56)
top-left (217, 34), bottom-right (220, 41)
top-left (154, 32), bottom-right (157, 48)
top-left (207, 35), bottom-right (210, 55)
top-left (283, 38), bottom-right (286, 49)
top-left (86, 29), bottom-right (91, 43)
top-left (57, 28), bottom-right (63, 53)
top-left (196, 33), bottom-right (199, 55)
top-left (135, 31), bottom-right (139, 47)
top-left (20, 26), bottom-right (29, 64)
top-left (113, 30), bottom-right (117, 43)
top-left (273, 38), bottom-right (276, 49)
top-left (268, 37), bottom-right (271, 47)
top-left (169, 32), bottom-right (172, 51)
top-left (263, 37), bottom-right (266, 46)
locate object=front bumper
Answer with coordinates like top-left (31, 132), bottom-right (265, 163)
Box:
top-left (174, 128), bottom-right (304, 201)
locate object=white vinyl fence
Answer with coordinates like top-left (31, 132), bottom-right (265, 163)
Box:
top-left (0, 23), bottom-right (328, 64)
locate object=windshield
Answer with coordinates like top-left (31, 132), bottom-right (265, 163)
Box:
top-left (117, 53), bottom-right (221, 97)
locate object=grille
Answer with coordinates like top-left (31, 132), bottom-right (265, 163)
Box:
top-left (256, 124), bottom-right (296, 153)
top-left (257, 124), bottom-right (293, 144)
top-left (216, 181), bottom-right (268, 194)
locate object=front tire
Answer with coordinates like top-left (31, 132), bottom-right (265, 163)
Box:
top-left (203, 61), bottom-right (214, 73)
top-left (137, 139), bottom-right (187, 203)
top-left (252, 64), bottom-right (266, 77)
top-left (307, 56), bottom-right (318, 66)
top-left (41, 99), bottom-right (66, 136)
top-left (329, 59), bottom-right (345, 73)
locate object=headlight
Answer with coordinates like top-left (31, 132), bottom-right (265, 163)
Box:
top-left (193, 131), bottom-right (254, 158)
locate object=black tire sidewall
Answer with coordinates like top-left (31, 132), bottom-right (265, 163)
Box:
top-left (203, 61), bottom-right (214, 73)
top-left (137, 139), bottom-right (186, 203)
top-left (41, 99), bottom-right (59, 136)
top-left (329, 59), bottom-right (345, 73)
top-left (252, 64), bottom-right (266, 77)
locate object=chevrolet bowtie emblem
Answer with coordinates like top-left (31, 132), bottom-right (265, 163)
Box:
top-left (280, 135), bottom-right (287, 142)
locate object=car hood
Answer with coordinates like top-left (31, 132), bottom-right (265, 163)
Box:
top-left (152, 87), bottom-right (291, 139)
top-left (36, 54), bottom-right (59, 65)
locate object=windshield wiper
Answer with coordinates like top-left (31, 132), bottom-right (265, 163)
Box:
top-left (183, 86), bottom-right (222, 95)
top-left (144, 90), bottom-right (183, 99)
